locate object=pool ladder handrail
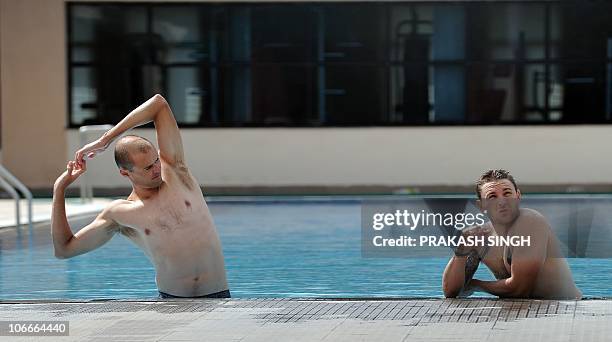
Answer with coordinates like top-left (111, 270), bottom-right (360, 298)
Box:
top-left (0, 163), bottom-right (33, 230)
top-left (78, 125), bottom-right (112, 203)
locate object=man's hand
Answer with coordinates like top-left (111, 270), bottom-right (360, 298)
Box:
top-left (54, 161), bottom-right (86, 191)
top-left (454, 225), bottom-right (492, 257)
top-left (459, 280), bottom-right (480, 297)
top-left (74, 137), bottom-right (110, 169)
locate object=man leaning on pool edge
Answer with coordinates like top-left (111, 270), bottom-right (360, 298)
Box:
top-left (442, 169), bottom-right (581, 300)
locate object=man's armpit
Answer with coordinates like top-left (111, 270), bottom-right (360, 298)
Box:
top-left (176, 165), bottom-right (195, 190)
top-left (119, 226), bottom-right (138, 237)
top-left (161, 158), bottom-right (195, 190)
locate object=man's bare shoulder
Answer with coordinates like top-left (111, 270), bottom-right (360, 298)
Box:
top-left (514, 208), bottom-right (552, 239)
top-left (517, 208), bottom-right (550, 229)
top-left (103, 199), bottom-right (139, 217)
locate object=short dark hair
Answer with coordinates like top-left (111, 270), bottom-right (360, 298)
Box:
top-left (475, 169), bottom-right (518, 199)
top-left (114, 135), bottom-right (154, 171)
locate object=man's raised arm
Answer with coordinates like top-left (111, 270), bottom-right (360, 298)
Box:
top-left (74, 94), bottom-right (185, 168)
top-left (52, 161), bottom-right (121, 259)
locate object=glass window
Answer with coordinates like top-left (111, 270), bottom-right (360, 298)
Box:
top-left (251, 5), bottom-right (315, 63)
top-left (560, 63), bottom-right (607, 123)
top-left (389, 5), bottom-right (434, 63)
top-left (325, 66), bottom-right (386, 124)
top-left (67, 2), bottom-right (612, 127)
top-left (467, 63), bottom-right (551, 123)
top-left (467, 3), bottom-right (545, 61)
top-left (390, 65), bottom-right (433, 123)
top-left (323, 4), bottom-right (386, 63)
top-left (153, 7), bottom-right (210, 64)
top-left (165, 67), bottom-right (209, 125)
top-left (71, 67), bottom-right (97, 125)
top-left (251, 66), bottom-right (316, 125)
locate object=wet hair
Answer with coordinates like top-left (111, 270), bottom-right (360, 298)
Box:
top-left (114, 135), bottom-right (155, 171)
top-left (475, 169), bottom-right (518, 199)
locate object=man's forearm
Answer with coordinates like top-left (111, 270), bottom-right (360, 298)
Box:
top-left (51, 186), bottom-right (74, 258)
top-left (442, 256), bottom-right (467, 297)
top-left (100, 95), bottom-right (166, 145)
top-left (471, 278), bottom-right (527, 298)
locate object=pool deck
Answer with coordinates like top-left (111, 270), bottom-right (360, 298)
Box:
top-left (0, 298), bottom-right (610, 341)
top-left (0, 198), bottom-right (112, 229)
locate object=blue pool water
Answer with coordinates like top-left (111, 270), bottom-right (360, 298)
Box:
top-left (0, 198), bottom-right (610, 300)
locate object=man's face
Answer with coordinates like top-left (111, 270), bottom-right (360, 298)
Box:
top-left (122, 149), bottom-right (162, 189)
top-left (479, 179), bottom-right (521, 226)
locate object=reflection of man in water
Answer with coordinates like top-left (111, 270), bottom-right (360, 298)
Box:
top-left (442, 169), bottom-right (581, 299)
top-left (51, 95), bottom-right (229, 298)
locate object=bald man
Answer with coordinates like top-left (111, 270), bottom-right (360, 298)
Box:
top-left (52, 94), bottom-right (229, 298)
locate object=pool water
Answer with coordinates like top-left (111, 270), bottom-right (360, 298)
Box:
top-left (0, 198), bottom-right (610, 300)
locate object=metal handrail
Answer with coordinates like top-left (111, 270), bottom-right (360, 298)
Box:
top-left (0, 176), bottom-right (20, 227)
top-left (78, 125), bottom-right (112, 202)
top-left (0, 164), bottom-right (33, 230)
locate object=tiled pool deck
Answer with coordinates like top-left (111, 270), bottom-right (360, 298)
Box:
top-left (0, 298), bottom-right (610, 341)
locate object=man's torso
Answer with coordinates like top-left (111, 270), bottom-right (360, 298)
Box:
top-left (115, 163), bottom-right (228, 297)
top-left (479, 210), bottom-right (581, 299)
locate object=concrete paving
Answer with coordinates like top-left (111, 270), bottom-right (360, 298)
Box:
top-left (0, 298), bottom-right (610, 341)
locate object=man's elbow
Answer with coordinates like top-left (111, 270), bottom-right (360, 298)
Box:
top-left (442, 281), bottom-right (461, 298)
top-left (53, 240), bottom-right (74, 259)
top-left (505, 279), bottom-right (533, 298)
top-left (54, 249), bottom-right (69, 259)
top-left (443, 288), bottom-right (460, 298)
top-left (152, 94), bottom-right (168, 106)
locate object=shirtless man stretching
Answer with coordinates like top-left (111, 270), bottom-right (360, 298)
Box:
top-left (52, 94), bottom-right (229, 298)
top-left (442, 169), bottom-right (581, 299)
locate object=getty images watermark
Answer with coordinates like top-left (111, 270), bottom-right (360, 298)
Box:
top-left (370, 209), bottom-right (530, 248)
top-left (361, 199), bottom-right (532, 258)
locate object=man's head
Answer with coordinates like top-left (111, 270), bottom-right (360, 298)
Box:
top-left (476, 169), bottom-right (521, 225)
top-left (114, 135), bottom-right (162, 188)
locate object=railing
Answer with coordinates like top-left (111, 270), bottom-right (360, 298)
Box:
top-left (0, 164), bottom-right (33, 230)
top-left (78, 125), bottom-right (112, 202)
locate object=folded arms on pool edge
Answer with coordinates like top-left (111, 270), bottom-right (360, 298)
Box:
top-left (442, 225), bottom-right (548, 299)
top-left (443, 253), bottom-right (543, 299)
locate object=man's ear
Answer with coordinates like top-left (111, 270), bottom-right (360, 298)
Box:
top-left (119, 169), bottom-right (129, 178)
top-left (516, 189), bottom-right (522, 200)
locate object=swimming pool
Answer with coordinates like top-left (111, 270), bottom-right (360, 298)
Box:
top-left (0, 196), bottom-right (610, 300)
